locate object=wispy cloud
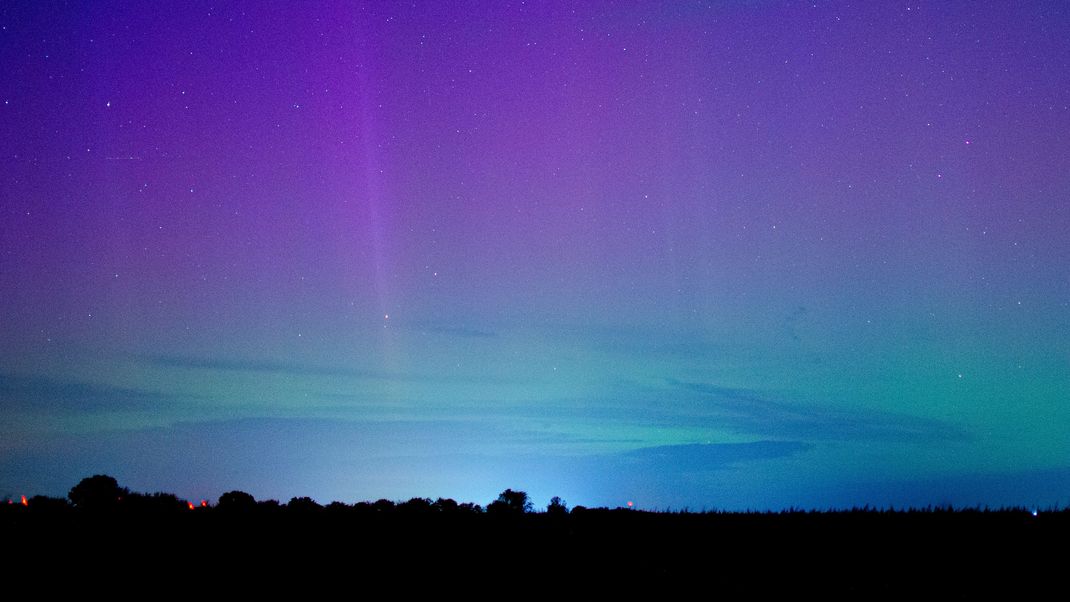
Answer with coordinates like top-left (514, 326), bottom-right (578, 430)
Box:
top-left (616, 440), bottom-right (810, 467)
top-left (145, 354), bottom-right (381, 378)
top-left (143, 353), bottom-right (520, 386)
top-left (0, 373), bottom-right (193, 412)
top-left (395, 323), bottom-right (498, 338)
top-left (670, 380), bottom-right (970, 442)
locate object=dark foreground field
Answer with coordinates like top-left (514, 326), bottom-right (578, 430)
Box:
top-left (3, 501), bottom-right (1066, 595)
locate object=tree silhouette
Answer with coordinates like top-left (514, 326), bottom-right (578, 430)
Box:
top-left (217, 490), bottom-right (257, 512)
top-left (432, 497), bottom-right (459, 513)
top-left (325, 501), bottom-right (351, 515)
top-left (286, 496), bottom-right (322, 513)
top-left (487, 489), bottom-right (532, 514)
top-left (547, 496), bottom-right (568, 516)
top-left (125, 491), bottom-right (188, 514)
top-left (372, 498), bottom-right (396, 513)
top-left (68, 474), bottom-right (128, 511)
top-left (28, 495), bottom-right (71, 513)
top-left (398, 497), bottom-right (433, 514)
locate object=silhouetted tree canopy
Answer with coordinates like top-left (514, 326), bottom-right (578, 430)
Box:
top-left (28, 495), bottom-right (70, 512)
top-left (372, 499), bottom-right (396, 513)
top-left (287, 496), bottom-right (322, 512)
top-left (325, 501), bottom-right (350, 513)
top-left (398, 497), bottom-right (433, 514)
top-left (433, 497), bottom-right (459, 513)
top-left (256, 499), bottom-right (283, 513)
top-left (217, 490), bottom-right (257, 511)
top-left (68, 474), bottom-right (128, 511)
top-left (488, 489), bottom-right (532, 514)
top-left (547, 496), bottom-right (568, 516)
top-left (125, 492), bottom-right (188, 514)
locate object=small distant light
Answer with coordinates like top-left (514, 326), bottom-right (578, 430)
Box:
top-left (200, 500), bottom-right (208, 508)
top-left (627, 501), bottom-right (634, 508)
top-left (188, 502), bottom-right (195, 510)
top-left (21, 495), bottom-right (28, 506)
top-left (1031, 509), bottom-right (1039, 517)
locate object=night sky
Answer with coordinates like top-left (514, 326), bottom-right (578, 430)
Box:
top-left (2, 1), bottom-right (1069, 510)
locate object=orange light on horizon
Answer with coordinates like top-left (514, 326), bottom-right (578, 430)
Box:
top-left (188, 501), bottom-right (195, 510)
top-left (200, 500), bottom-right (208, 508)
top-left (21, 495), bottom-right (28, 506)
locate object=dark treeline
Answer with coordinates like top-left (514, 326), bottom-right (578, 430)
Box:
top-left (7, 474), bottom-right (1061, 517)
top-left (3, 475), bottom-right (1067, 594)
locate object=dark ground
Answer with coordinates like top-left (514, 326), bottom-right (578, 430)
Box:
top-left (3, 502), bottom-right (1065, 595)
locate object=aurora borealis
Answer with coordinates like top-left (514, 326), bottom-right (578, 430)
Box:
top-left (2, 1), bottom-right (1068, 510)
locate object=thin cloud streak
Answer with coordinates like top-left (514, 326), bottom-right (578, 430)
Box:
top-left (143, 353), bottom-right (521, 385)
top-left (0, 373), bottom-right (198, 413)
top-left (670, 380), bottom-right (970, 443)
